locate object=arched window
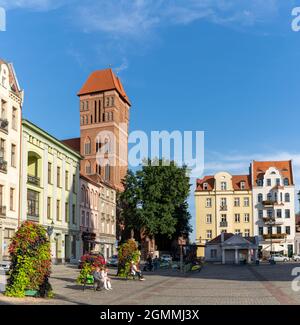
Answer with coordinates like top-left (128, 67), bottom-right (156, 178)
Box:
top-left (105, 164), bottom-right (111, 181)
top-left (84, 137), bottom-right (91, 155)
top-left (96, 164), bottom-right (101, 175)
top-left (104, 138), bottom-right (110, 154)
top-left (85, 161), bottom-right (91, 175)
top-left (95, 137), bottom-right (101, 153)
top-left (285, 193), bottom-right (290, 202)
top-left (98, 100), bottom-right (101, 123)
top-left (258, 194), bottom-right (263, 203)
top-left (94, 101), bottom-right (97, 123)
top-left (284, 178), bottom-right (289, 186)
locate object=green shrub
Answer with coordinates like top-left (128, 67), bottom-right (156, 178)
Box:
top-left (5, 221), bottom-right (53, 298)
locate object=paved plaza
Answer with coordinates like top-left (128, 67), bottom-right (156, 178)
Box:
top-left (1, 262), bottom-right (300, 305)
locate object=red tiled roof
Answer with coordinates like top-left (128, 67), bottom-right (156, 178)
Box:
top-left (195, 174), bottom-right (251, 191)
top-left (252, 160), bottom-right (294, 185)
top-left (62, 138), bottom-right (80, 153)
top-left (232, 175), bottom-right (251, 190)
top-left (196, 176), bottom-right (215, 191)
top-left (77, 68), bottom-right (131, 106)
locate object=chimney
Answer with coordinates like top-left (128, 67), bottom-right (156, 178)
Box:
top-left (221, 232), bottom-right (225, 243)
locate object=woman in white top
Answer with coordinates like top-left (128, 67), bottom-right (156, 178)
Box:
top-left (101, 267), bottom-right (112, 290)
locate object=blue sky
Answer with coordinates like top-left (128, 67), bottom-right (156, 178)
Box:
top-left (1, 0), bottom-right (300, 240)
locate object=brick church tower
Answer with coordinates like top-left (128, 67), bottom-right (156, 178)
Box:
top-left (77, 69), bottom-right (131, 191)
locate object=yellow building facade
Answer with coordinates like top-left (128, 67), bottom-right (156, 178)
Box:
top-left (195, 172), bottom-right (253, 257)
top-left (21, 120), bottom-right (82, 264)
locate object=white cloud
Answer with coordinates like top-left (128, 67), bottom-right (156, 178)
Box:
top-left (114, 58), bottom-right (129, 74)
top-left (74, 0), bottom-right (287, 38)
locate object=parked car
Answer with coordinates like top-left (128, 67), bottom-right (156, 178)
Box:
top-left (0, 260), bottom-right (11, 274)
top-left (78, 252), bottom-right (106, 269)
top-left (160, 254), bottom-right (172, 263)
top-left (293, 255), bottom-right (300, 262)
top-left (269, 254), bottom-right (290, 263)
top-left (107, 255), bottom-right (118, 267)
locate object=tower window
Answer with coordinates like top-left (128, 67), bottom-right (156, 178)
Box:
top-left (84, 138), bottom-right (91, 155)
top-left (96, 164), bottom-right (101, 175)
top-left (105, 164), bottom-right (111, 181)
top-left (86, 161), bottom-right (92, 175)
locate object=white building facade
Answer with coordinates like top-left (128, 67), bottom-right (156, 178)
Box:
top-left (0, 60), bottom-right (23, 261)
top-left (251, 161), bottom-right (296, 257)
top-left (80, 175), bottom-right (116, 260)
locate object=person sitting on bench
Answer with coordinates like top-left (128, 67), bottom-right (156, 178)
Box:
top-left (130, 261), bottom-right (145, 281)
top-left (93, 266), bottom-right (103, 291)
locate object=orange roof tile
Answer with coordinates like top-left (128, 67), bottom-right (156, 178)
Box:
top-left (77, 68), bottom-right (131, 106)
top-left (196, 174), bottom-right (251, 191)
top-left (252, 160), bottom-right (294, 185)
top-left (196, 176), bottom-right (215, 191)
top-left (232, 175), bottom-right (251, 190)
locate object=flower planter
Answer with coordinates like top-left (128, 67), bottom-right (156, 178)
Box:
top-left (25, 289), bottom-right (38, 297)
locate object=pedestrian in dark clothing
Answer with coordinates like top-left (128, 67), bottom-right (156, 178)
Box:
top-left (93, 266), bottom-right (103, 291)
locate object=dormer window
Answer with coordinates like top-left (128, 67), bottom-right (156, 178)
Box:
top-left (240, 181), bottom-right (246, 190)
top-left (221, 182), bottom-right (227, 191)
top-left (203, 183), bottom-right (208, 190)
top-left (257, 179), bottom-right (263, 187)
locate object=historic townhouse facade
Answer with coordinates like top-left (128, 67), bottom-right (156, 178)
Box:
top-left (251, 161), bottom-right (296, 257)
top-left (80, 175), bottom-right (116, 259)
top-left (21, 120), bottom-right (82, 264)
top-left (195, 172), bottom-right (253, 256)
top-left (0, 60), bottom-right (23, 261)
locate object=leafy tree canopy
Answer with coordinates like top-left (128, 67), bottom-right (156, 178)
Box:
top-left (118, 159), bottom-right (192, 242)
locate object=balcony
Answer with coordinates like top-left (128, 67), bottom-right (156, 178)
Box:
top-left (0, 206), bottom-right (6, 217)
top-left (263, 233), bottom-right (287, 240)
top-left (263, 217), bottom-right (283, 225)
top-left (220, 221), bottom-right (228, 228)
top-left (0, 118), bottom-right (8, 133)
top-left (220, 205), bottom-right (228, 211)
top-left (27, 175), bottom-right (40, 187)
top-left (0, 158), bottom-right (7, 173)
top-left (27, 214), bottom-right (39, 223)
top-left (262, 200), bottom-right (276, 207)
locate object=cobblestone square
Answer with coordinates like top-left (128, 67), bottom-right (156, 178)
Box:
top-left (1, 262), bottom-right (300, 305)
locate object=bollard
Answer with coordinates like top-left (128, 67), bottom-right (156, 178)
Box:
top-left (0, 268), bottom-right (7, 293)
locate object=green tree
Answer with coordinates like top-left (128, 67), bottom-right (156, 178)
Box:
top-left (118, 159), bottom-right (192, 247)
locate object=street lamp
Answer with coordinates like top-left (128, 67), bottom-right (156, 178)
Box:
top-left (47, 221), bottom-right (54, 238)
